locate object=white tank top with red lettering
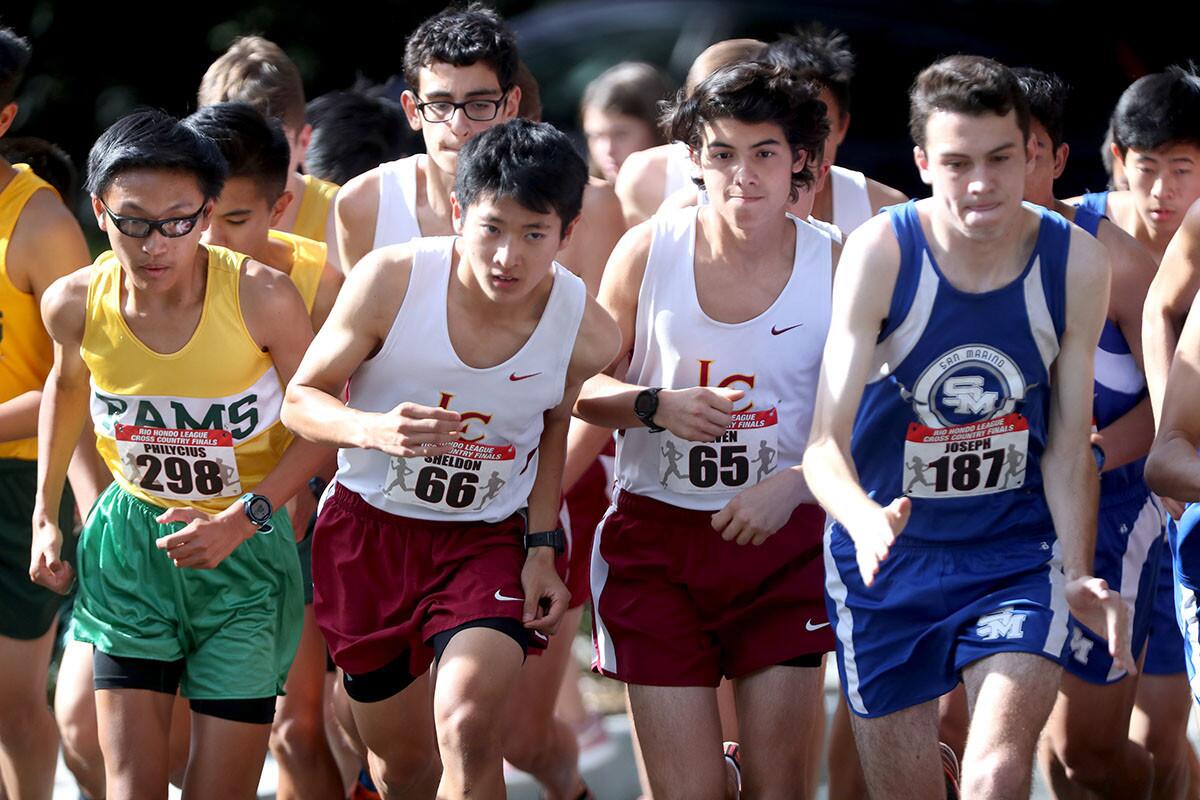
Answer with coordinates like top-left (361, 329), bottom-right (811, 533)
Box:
top-left (336, 236), bottom-right (587, 522)
top-left (615, 206), bottom-right (833, 510)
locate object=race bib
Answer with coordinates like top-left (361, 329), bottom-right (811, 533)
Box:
top-left (903, 413), bottom-right (1029, 498)
top-left (659, 408), bottom-right (779, 495)
top-left (115, 424), bottom-right (242, 501)
top-left (383, 441), bottom-right (516, 513)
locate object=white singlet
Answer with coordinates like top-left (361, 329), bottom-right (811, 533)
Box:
top-left (830, 165), bottom-right (873, 235)
top-left (373, 155), bottom-right (423, 249)
top-left (615, 206), bottom-right (833, 511)
top-left (336, 236), bottom-right (587, 522)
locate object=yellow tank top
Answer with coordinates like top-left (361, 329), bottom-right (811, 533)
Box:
top-left (294, 174), bottom-right (339, 243)
top-left (0, 164), bottom-right (58, 460)
top-left (267, 228), bottom-right (326, 316)
top-left (82, 245), bottom-right (292, 512)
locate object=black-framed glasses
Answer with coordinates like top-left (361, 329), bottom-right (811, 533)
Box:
top-left (414, 90), bottom-right (508, 123)
top-left (100, 198), bottom-right (207, 239)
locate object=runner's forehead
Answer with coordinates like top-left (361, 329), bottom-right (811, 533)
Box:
top-left (416, 61), bottom-right (505, 98)
top-left (104, 169), bottom-right (206, 215)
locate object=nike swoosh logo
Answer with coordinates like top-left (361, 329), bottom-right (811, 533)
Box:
top-left (495, 589), bottom-right (523, 602)
top-left (509, 371), bottom-right (542, 381)
top-left (771, 323), bottom-right (804, 336)
top-left (805, 620), bottom-right (831, 631)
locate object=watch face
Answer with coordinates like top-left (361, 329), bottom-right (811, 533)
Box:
top-left (635, 391), bottom-right (656, 417)
top-left (248, 496), bottom-right (272, 522)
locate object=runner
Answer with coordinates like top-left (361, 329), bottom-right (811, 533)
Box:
top-left (764, 25), bottom-right (907, 234)
top-left (1011, 67), bottom-right (1161, 800)
top-left (0, 26), bottom-right (104, 800)
top-left (580, 62), bottom-right (673, 184)
top-left (281, 117), bottom-right (619, 800)
top-left (29, 109), bottom-right (327, 799)
top-left (576, 61), bottom-right (835, 798)
top-left (305, 88), bottom-right (414, 186)
top-left (804, 55), bottom-right (1129, 799)
top-left (198, 35), bottom-right (342, 270)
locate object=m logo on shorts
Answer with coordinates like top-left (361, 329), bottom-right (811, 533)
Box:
top-left (975, 608), bottom-right (1027, 641)
top-left (1069, 627), bottom-right (1094, 665)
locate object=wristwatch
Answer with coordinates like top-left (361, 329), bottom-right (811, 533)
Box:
top-left (240, 493), bottom-right (274, 533)
top-left (634, 387), bottom-right (665, 433)
top-left (1091, 442), bottom-right (1106, 474)
top-left (525, 528), bottom-right (567, 555)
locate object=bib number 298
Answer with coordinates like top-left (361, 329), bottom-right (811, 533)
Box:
top-left (136, 455), bottom-right (224, 496)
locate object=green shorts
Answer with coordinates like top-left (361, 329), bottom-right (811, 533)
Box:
top-left (72, 483), bottom-right (303, 700)
top-left (0, 458), bottom-right (75, 640)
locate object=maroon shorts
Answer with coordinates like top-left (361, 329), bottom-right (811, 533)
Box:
top-left (590, 489), bottom-right (833, 687)
top-left (563, 445), bottom-right (615, 608)
top-left (312, 483), bottom-right (543, 676)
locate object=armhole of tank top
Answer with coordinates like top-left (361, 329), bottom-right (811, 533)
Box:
top-left (0, 179), bottom-right (45, 289)
top-left (227, 251), bottom-right (264, 354)
top-left (548, 267), bottom-right (589, 409)
top-left (878, 204), bottom-right (922, 343)
top-left (372, 239), bottom-right (440, 362)
top-left (629, 211), bottom-right (679, 372)
top-left (81, 258), bottom-right (108, 347)
top-left (1038, 213), bottom-right (1071, 340)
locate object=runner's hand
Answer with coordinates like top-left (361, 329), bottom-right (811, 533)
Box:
top-left (654, 387), bottom-right (743, 441)
top-left (712, 469), bottom-right (804, 545)
top-left (29, 521), bottom-right (74, 594)
top-left (155, 506), bottom-right (257, 569)
top-left (1066, 575), bottom-right (1136, 676)
top-left (521, 549), bottom-right (569, 635)
top-left (848, 497), bottom-right (910, 587)
top-left (371, 402), bottom-right (462, 458)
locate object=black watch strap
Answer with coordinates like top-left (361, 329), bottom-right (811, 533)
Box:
top-left (525, 528), bottom-right (566, 555)
top-left (635, 387), bottom-right (665, 433)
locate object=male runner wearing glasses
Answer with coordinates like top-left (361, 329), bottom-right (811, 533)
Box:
top-left (30, 110), bottom-right (327, 799)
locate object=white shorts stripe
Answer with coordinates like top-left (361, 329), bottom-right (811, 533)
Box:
top-left (590, 495), bottom-right (620, 675)
top-left (1043, 540), bottom-right (1069, 658)
top-left (1179, 584), bottom-right (1200, 701)
top-left (1106, 495), bottom-right (1163, 681)
top-left (824, 526), bottom-right (867, 715)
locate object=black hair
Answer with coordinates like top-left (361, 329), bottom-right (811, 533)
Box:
top-left (403, 3), bottom-right (518, 95)
top-left (85, 109), bottom-right (227, 200)
top-left (454, 118), bottom-right (587, 236)
top-left (185, 102), bottom-right (289, 202)
top-left (908, 55), bottom-right (1031, 149)
top-left (0, 26), bottom-right (32, 109)
top-left (666, 61), bottom-right (829, 201)
top-left (0, 136), bottom-right (77, 202)
top-left (305, 89), bottom-right (414, 185)
top-left (766, 24), bottom-right (855, 117)
top-left (1111, 66), bottom-right (1200, 155)
top-left (1013, 67), bottom-right (1069, 150)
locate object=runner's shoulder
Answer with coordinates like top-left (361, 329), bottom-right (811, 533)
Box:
top-left (570, 294), bottom-right (622, 382)
top-left (40, 265), bottom-right (94, 344)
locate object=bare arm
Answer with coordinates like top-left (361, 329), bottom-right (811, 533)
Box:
top-left (323, 192), bottom-right (343, 273)
top-left (1043, 229), bottom-right (1135, 672)
top-left (310, 258), bottom-right (345, 332)
top-left (865, 177), bottom-right (908, 214)
top-left (334, 170), bottom-right (381, 274)
top-left (1143, 199), bottom-right (1200, 423)
top-left (282, 246), bottom-right (461, 456)
top-left (614, 147), bottom-right (668, 228)
top-left (1146, 287), bottom-right (1200, 500)
top-left (30, 270), bottom-right (92, 593)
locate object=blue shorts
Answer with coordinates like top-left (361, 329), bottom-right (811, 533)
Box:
top-left (825, 525), bottom-right (1069, 718)
top-left (1145, 523), bottom-right (1185, 676)
top-left (1170, 506), bottom-right (1200, 700)
top-left (1064, 493), bottom-right (1163, 684)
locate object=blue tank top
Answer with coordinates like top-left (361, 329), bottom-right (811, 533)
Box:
top-left (1076, 191), bottom-right (1109, 219)
top-left (1074, 203), bottom-right (1149, 503)
top-left (846, 201), bottom-right (1069, 543)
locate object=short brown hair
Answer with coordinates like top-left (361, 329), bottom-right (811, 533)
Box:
top-left (199, 36), bottom-right (306, 132)
top-left (908, 55), bottom-right (1030, 149)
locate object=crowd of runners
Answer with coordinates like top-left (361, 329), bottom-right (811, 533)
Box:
top-left (3, 4), bottom-right (1200, 799)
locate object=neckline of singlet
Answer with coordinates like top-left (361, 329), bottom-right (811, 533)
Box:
top-left (684, 206), bottom-right (809, 329)
top-left (110, 246), bottom-right (218, 360)
top-left (906, 202), bottom-right (1049, 300)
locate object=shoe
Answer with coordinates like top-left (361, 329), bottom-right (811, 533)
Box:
top-left (939, 741), bottom-right (960, 800)
top-left (723, 741), bottom-right (742, 796)
top-left (349, 767), bottom-right (382, 800)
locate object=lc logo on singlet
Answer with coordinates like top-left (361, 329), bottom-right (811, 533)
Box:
top-left (382, 392), bottom-right (519, 512)
top-left (903, 345), bottom-right (1030, 499)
